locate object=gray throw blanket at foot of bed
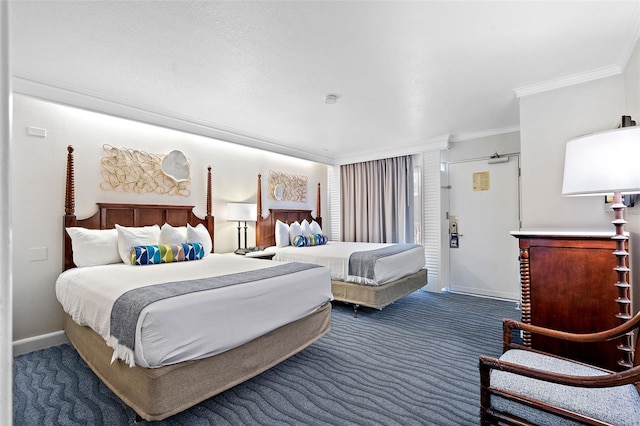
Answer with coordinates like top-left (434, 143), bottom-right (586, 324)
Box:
top-left (108, 262), bottom-right (323, 366)
top-left (348, 244), bottom-right (421, 280)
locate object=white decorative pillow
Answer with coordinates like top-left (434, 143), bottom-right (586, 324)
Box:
top-left (300, 219), bottom-right (312, 236)
top-left (115, 224), bottom-right (161, 264)
top-left (310, 220), bottom-right (323, 235)
top-left (186, 223), bottom-right (212, 256)
top-left (65, 227), bottom-right (121, 267)
top-left (159, 223), bottom-right (187, 245)
top-left (275, 220), bottom-right (290, 247)
top-left (289, 221), bottom-right (303, 246)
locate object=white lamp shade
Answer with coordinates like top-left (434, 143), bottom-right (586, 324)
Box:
top-left (227, 202), bottom-right (257, 221)
top-left (562, 126), bottom-right (640, 196)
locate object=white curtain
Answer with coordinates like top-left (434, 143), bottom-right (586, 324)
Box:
top-left (341, 156), bottom-right (414, 243)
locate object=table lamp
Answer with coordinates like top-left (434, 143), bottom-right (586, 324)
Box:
top-left (227, 202), bottom-right (257, 254)
top-left (562, 123), bottom-right (640, 368)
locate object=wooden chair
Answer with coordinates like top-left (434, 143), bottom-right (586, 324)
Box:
top-left (479, 312), bottom-right (640, 425)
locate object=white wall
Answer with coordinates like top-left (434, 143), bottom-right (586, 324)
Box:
top-left (625, 38), bottom-right (640, 120)
top-left (447, 132), bottom-right (520, 163)
top-left (518, 40), bottom-right (640, 310)
top-left (624, 40), bottom-right (640, 312)
top-left (519, 76), bottom-right (625, 230)
top-left (0, 1), bottom-right (12, 424)
top-left (11, 94), bottom-right (328, 343)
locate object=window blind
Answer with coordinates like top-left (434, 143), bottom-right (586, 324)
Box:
top-left (423, 151), bottom-right (441, 289)
top-left (327, 165), bottom-right (341, 241)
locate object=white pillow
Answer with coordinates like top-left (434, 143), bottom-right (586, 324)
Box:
top-left (65, 227), bottom-right (121, 267)
top-left (289, 221), bottom-right (303, 246)
top-left (300, 219), bottom-right (312, 236)
top-left (115, 224), bottom-right (161, 264)
top-left (310, 220), bottom-right (323, 235)
top-left (159, 223), bottom-right (187, 245)
top-left (275, 220), bottom-right (290, 247)
top-left (187, 223), bottom-right (212, 256)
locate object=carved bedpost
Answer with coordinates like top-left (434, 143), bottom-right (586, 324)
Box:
top-left (257, 173), bottom-right (263, 218)
top-left (256, 173), bottom-right (263, 246)
top-left (63, 145), bottom-right (78, 270)
top-left (205, 166), bottom-right (215, 253)
top-left (65, 145), bottom-right (75, 216)
top-left (316, 182), bottom-right (323, 229)
top-left (317, 182), bottom-right (321, 219)
top-left (206, 166), bottom-right (212, 218)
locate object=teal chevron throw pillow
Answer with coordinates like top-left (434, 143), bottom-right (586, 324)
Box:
top-left (130, 242), bottom-right (205, 265)
top-left (292, 234), bottom-right (328, 247)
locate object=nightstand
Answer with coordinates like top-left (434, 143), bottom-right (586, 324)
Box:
top-left (244, 250), bottom-right (275, 260)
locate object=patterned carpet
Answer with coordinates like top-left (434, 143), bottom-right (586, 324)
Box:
top-left (13, 291), bottom-right (519, 425)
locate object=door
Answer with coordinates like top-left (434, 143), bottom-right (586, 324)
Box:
top-left (448, 156), bottom-right (520, 300)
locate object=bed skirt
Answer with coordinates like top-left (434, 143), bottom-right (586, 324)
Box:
top-left (331, 268), bottom-right (427, 309)
top-left (64, 302), bottom-right (331, 421)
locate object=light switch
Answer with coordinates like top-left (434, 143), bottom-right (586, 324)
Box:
top-left (28, 247), bottom-right (48, 261)
top-left (27, 127), bottom-right (47, 137)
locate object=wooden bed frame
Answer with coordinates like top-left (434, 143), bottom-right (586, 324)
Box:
top-left (255, 173), bottom-right (427, 313)
top-left (63, 146), bottom-right (215, 271)
top-left (61, 146), bottom-right (331, 421)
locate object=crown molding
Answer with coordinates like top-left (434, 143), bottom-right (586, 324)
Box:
top-left (619, 1), bottom-right (640, 71)
top-left (11, 74), bottom-right (336, 165)
top-left (515, 2), bottom-right (640, 98)
top-left (513, 65), bottom-right (623, 98)
top-left (451, 125), bottom-right (520, 142)
top-left (335, 134), bottom-right (450, 166)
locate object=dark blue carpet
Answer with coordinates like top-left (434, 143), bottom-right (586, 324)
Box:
top-left (13, 291), bottom-right (519, 425)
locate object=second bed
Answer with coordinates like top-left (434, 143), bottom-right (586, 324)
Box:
top-left (255, 173), bottom-right (427, 313)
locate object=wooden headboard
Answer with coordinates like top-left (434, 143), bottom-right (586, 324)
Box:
top-left (63, 145), bottom-right (215, 270)
top-left (255, 173), bottom-right (322, 248)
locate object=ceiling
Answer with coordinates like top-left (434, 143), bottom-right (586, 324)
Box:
top-left (8, 1), bottom-right (640, 164)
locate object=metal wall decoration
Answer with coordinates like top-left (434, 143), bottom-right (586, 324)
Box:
top-left (100, 144), bottom-right (191, 196)
top-left (268, 170), bottom-right (307, 202)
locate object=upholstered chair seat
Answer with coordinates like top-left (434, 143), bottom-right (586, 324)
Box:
top-left (489, 349), bottom-right (640, 425)
top-left (480, 315), bottom-right (640, 425)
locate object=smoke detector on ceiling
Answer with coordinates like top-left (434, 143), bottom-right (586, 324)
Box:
top-left (325, 94), bottom-right (338, 104)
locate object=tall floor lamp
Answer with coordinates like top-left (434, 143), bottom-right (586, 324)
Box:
top-left (561, 123), bottom-right (640, 369)
top-left (227, 202), bottom-right (257, 255)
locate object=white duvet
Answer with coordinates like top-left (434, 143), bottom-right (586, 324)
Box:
top-left (265, 241), bottom-right (425, 285)
top-left (56, 254), bottom-right (332, 368)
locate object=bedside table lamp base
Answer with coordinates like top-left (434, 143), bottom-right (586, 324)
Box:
top-left (227, 203), bottom-right (257, 255)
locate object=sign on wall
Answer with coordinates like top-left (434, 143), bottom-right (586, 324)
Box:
top-left (473, 171), bottom-right (490, 191)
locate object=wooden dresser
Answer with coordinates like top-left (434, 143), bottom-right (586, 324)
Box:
top-left (511, 231), bottom-right (631, 371)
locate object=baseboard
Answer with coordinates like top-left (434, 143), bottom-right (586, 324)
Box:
top-left (446, 285), bottom-right (519, 301)
top-left (13, 330), bottom-right (69, 356)
top-left (448, 289), bottom-right (520, 304)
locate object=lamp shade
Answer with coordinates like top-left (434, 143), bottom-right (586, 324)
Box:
top-left (562, 126), bottom-right (640, 196)
top-left (227, 202), bottom-right (257, 221)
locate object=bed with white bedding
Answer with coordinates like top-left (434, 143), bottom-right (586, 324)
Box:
top-left (56, 255), bottom-right (332, 369)
top-left (265, 241), bottom-right (425, 286)
top-left (255, 173), bottom-right (427, 313)
top-left (57, 147), bottom-right (332, 421)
